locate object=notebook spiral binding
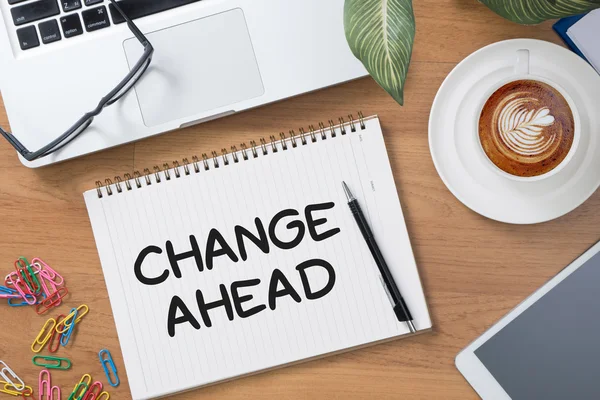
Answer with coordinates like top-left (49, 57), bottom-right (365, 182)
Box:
top-left (95, 112), bottom-right (367, 198)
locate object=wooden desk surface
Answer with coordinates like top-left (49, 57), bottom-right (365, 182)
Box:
top-left (1, 2), bottom-right (598, 399)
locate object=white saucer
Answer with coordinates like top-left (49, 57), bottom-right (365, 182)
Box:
top-left (429, 39), bottom-right (600, 224)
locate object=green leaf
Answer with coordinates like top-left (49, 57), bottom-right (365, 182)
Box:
top-left (479, 0), bottom-right (600, 25)
top-left (344, 0), bottom-right (415, 105)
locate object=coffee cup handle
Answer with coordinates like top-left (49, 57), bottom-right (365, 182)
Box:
top-left (515, 49), bottom-right (530, 75)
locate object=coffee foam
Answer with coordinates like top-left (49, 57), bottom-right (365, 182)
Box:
top-left (496, 95), bottom-right (556, 157)
top-left (479, 80), bottom-right (575, 178)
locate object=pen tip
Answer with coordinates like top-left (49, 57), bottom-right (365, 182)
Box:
top-left (342, 181), bottom-right (354, 202)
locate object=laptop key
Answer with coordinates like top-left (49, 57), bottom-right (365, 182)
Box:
top-left (16, 25), bottom-right (40, 50)
top-left (82, 5), bottom-right (110, 32)
top-left (109, 0), bottom-right (202, 24)
top-left (84, 0), bottom-right (103, 5)
top-left (39, 19), bottom-right (61, 44)
top-left (8, 0), bottom-right (28, 4)
top-left (61, 0), bottom-right (82, 12)
top-left (11, 0), bottom-right (60, 26)
top-left (60, 13), bottom-right (83, 38)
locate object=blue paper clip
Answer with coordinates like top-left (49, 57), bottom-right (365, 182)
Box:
top-left (60, 308), bottom-right (78, 346)
top-left (99, 349), bottom-right (119, 387)
top-left (0, 286), bottom-right (16, 295)
top-left (7, 293), bottom-right (37, 306)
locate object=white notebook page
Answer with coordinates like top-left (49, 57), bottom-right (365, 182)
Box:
top-left (568, 10), bottom-right (600, 73)
top-left (84, 116), bottom-right (431, 400)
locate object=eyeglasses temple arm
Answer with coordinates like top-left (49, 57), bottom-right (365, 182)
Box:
top-left (0, 125), bottom-right (28, 155)
top-left (108, 0), bottom-right (151, 46)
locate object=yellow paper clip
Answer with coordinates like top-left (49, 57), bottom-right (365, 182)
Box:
top-left (72, 373), bottom-right (92, 393)
top-left (0, 381), bottom-right (33, 397)
top-left (57, 305), bottom-right (89, 334)
top-left (97, 391), bottom-right (110, 400)
top-left (31, 318), bottom-right (57, 353)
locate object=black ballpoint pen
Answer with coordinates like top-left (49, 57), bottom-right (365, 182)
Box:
top-left (342, 181), bottom-right (416, 333)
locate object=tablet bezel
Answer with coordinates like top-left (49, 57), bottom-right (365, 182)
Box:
top-left (455, 240), bottom-right (600, 399)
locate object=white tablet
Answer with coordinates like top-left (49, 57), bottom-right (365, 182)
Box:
top-left (456, 240), bottom-right (600, 400)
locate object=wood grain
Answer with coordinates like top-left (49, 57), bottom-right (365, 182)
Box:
top-left (1, 2), bottom-right (597, 399)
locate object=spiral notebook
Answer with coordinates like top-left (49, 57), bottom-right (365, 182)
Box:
top-left (84, 114), bottom-right (431, 400)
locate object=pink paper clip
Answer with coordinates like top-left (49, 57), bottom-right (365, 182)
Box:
top-left (0, 286), bottom-right (21, 299)
top-left (38, 369), bottom-right (60, 400)
top-left (31, 258), bottom-right (64, 286)
top-left (32, 264), bottom-right (60, 307)
top-left (39, 369), bottom-right (50, 399)
top-left (4, 273), bottom-right (36, 305)
top-left (83, 381), bottom-right (103, 400)
top-left (0, 294), bottom-right (21, 299)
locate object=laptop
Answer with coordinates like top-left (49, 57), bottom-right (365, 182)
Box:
top-left (0, 0), bottom-right (367, 167)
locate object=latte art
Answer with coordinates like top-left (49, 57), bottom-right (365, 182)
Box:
top-left (497, 95), bottom-right (555, 156)
top-left (479, 80), bottom-right (575, 178)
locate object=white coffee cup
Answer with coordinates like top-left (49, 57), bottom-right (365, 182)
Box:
top-left (476, 49), bottom-right (581, 182)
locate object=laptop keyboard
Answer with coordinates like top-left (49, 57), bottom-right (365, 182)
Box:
top-left (9, 0), bottom-right (203, 51)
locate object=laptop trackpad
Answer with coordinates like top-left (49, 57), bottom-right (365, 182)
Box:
top-left (123, 9), bottom-right (264, 127)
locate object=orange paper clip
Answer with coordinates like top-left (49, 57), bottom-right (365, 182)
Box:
top-left (47, 314), bottom-right (65, 353)
top-left (35, 287), bottom-right (68, 315)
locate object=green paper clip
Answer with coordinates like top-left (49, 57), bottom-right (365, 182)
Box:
top-left (32, 355), bottom-right (71, 370)
top-left (67, 382), bottom-right (89, 400)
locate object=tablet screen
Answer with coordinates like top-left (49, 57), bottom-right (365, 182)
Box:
top-left (474, 249), bottom-right (600, 400)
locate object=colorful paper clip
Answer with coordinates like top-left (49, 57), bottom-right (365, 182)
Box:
top-left (14, 257), bottom-right (41, 295)
top-left (32, 356), bottom-right (71, 370)
top-left (7, 294), bottom-right (37, 307)
top-left (99, 350), bottom-right (119, 387)
top-left (0, 292), bottom-right (21, 299)
top-left (60, 308), bottom-right (79, 346)
top-left (31, 318), bottom-right (57, 353)
top-left (57, 309), bottom-right (78, 334)
top-left (4, 274), bottom-right (37, 306)
top-left (0, 361), bottom-right (25, 392)
top-left (31, 258), bottom-right (64, 286)
top-left (47, 314), bottom-right (65, 353)
top-left (0, 285), bottom-right (15, 294)
top-left (82, 381), bottom-right (103, 400)
top-left (0, 381), bottom-right (33, 398)
top-left (0, 285), bottom-right (20, 299)
top-left (35, 287), bottom-right (68, 315)
top-left (56, 305), bottom-right (89, 332)
top-left (96, 392), bottom-right (109, 400)
top-left (39, 369), bottom-right (49, 399)
top-left (71, 374), bottom-right (91, 397)
top-left (48, 386), bottom-right (59, 400)
top-left (34, 270), bottom-right (60, 307)
top-left (39, 369), bottom-right (60, 400)
top-left (67, 383), bottom-right (88, 400)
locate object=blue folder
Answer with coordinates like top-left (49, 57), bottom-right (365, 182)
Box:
top-left (553, 14), bottom-right (589, 63)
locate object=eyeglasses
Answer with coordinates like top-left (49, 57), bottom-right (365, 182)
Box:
top-left (0, 0), bottom-right (154, 162)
